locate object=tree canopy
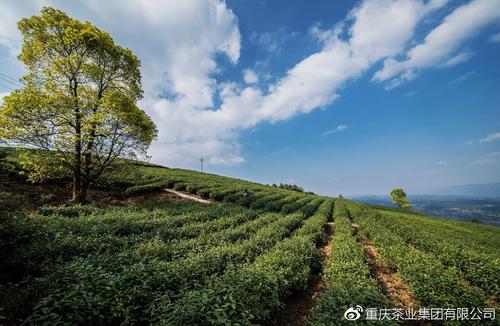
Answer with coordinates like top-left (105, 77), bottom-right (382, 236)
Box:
top-left (390, 188), bottom-right (411, 210)
top-left (271, 183), bottom-right (304, 192)
top-left (0, 7), bottom-right (157, 202)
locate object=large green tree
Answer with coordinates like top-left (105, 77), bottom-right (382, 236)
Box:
top-left (0, 7), bottom-right (157, 202)
top-left (390, 188), bottom-right (411, 210)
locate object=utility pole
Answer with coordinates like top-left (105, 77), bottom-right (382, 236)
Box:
top-left (199, 157), bottom-right (206, 172)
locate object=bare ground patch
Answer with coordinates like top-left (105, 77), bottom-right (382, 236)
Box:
top-left (320, 222), bottom-right (334, 258)
top-left (2, 181), bottom-right (188, 210)
top-left (163, 188), bottom-right (214, 204)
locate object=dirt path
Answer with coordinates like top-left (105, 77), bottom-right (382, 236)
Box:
top-left (351, 223), bottom-right (418, 309)
top-left (163, 188), bottom-right (213, 204)
top-left (320, 222), bottom-right (334, 258)
top-left (271, 222), bottom-right (334, 326)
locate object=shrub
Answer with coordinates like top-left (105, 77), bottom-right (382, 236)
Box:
top-left (186, 184), bottom-right (198, 194)
top-left (173, 183), bottom-right (187, 191)
top-left (197, 189), bottom-right (210, 199)
top-left (123, 181), bottom-right (167, 196)
top-left (209, 191), bottom-right (225, 201)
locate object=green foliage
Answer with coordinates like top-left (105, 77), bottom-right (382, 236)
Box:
top-left (311, 200), bottom-right (393, 325)
top-left (123, 180), bottom-right (169, 196)
top-left (390, 188), bottom-right (411, 210)
top-left (0, 7), bottom-right (157, 201)
top-left (159, 202), bottom-right (332, 325)
top-left (272, 183), bottom-right (304, 192)
top-left (0, 149), bottom-right (15, 185)
top-left (372, 209), bottom-right (500, 299)
top-left (1, 149), bottom-right (499, 324)
top-left (0, 149), bottom-right (24, 216)
top-left (0, 192), bottom-right (24, 219)
top-left (345, 201), bottom-right (489, 307)
top-left (100, 164), bottom-right (330, 214)
top-left (295, 199), bottom-right (333, 245)
top-left (0, 194), bottom-right (333, 324)
top-left (37, 204), bottom-right (100, 218)
top-left (173, 182), bottom-right (187, 191)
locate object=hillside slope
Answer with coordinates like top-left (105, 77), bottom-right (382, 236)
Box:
top-left (0, 148), bottom-right (498, 324)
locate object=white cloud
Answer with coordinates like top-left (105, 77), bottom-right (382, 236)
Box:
top-left (0, 0), bottom-right (245, 167)
top-left (374, 0), bottom-right (500, 87)
top-left (347, 0), bottom-right (440, 61)
top-left (336, 124), bottom-right (348, 132)
top-left (144, 0), bottom-right (447, 167)
top-left (0, 0), bottom-right (459, 169)
top-left (259, 0), bottom-right (447, 121)
top-left (449, 71), bottom-right (476, 84)
top-left (323, 124), bottom-right (348, 136)
top-left (0, 92), bottom-right (10, 106)
top-left (489, 31), bottom-right (500, 43)
top-left (479, 132), bottom-right (500, 143)
top-left (472, 152), bottom-right (500, 165)
top-left (269, 146), bottom-right (290, 156)
top-left (150, 139), bottom-right (245, 167)
top-left (243, 69), bottom-right (258, 84)
top-left (464, 140), bottom-right (474, 145)
top-left (95, 0), bottom-right (244, 167)
top-left (441, 51), bottom-right (475, 67)
top-left (309, 23), bottom-right (342, 44)
top-left (436, 160), bottom-right (448, 165)
top-left (249, 28), bottom-right (299, 54)
top-left (0, 2), bottom-right (26, 55)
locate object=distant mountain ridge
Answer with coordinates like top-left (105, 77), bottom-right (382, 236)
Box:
top-left (352, 194), bottom-right (500, 226)
top-left (411, 182), bottom-right (500, 199)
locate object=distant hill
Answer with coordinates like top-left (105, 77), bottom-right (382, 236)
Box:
top-left (412, 182), bottom-right (500, 199)
top-left (353, 194), bottom-right (500, 226)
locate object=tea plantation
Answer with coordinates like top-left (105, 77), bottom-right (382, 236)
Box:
top-left (0, 149), bottom-right (498, 324)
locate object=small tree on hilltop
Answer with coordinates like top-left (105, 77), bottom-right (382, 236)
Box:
top-left (390, 188), bottom-right (411, 210)
top-left (0, 7), bottom-right (157, 203)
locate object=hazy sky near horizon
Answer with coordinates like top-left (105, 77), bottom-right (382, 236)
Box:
top-left (1, 0), bottom-right (500, 196)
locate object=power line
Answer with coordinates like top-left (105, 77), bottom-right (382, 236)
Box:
top-left (0, 76), bottom-right (21, 88)
top-left (0, 82), bottom-right (14, 91)
top-left (0, 72), bottom-right (23, 87)
top-left (0, 72), bottom-right (20, 83)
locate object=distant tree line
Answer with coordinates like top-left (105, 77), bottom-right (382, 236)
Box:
top-left (271, 183), bottom-right (304, 193)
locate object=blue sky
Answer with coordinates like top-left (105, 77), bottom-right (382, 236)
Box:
top-left (0, 0), bottom-right (499, 195)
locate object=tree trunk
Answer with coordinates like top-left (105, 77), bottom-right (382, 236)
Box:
top-left (71, 127), bottom-right (83, 202)
top-left (72, 172), bottom-right (82, 202)
top-left (80, 180), bottom-right (90, 203)
top-left (71, 79), bottom-right (85, 203)
top-left (83, 151), bottom-right (93, 200)
top-left (71, 131), bottom-right (83, 202)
